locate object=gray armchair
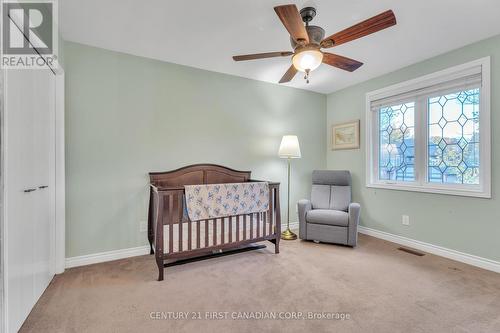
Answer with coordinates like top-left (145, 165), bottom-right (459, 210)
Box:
top-left (298, 170), bottom-right (360, 247)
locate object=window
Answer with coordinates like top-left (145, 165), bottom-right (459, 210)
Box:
top-left (366, 58), bottom-right (490, 198)
top-left (427, 89), bottom-right (480, 185)
top-left (378, 102), bottom-right (415, 182)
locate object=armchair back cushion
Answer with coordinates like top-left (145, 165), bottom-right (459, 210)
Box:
top-left (330, 186), bottom-right (351, 211)
top-left (311, 185), bottom-right (330, 209)
top-left (311, 170), bottom-right (352, 212)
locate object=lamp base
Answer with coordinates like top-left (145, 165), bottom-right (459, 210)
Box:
top-left (281, 228), bottom-right (297, 240)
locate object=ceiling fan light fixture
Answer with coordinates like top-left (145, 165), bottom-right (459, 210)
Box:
top-left (292, 49), bottom-right (323, 72)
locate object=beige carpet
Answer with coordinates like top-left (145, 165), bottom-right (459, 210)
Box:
top-left (21, 234), bottom-right (500, 333)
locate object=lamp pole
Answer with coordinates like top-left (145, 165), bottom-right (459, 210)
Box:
top-left (282, 156), bottom-right (297, 240)
top-left (287, 157), bottom-right (290, 227)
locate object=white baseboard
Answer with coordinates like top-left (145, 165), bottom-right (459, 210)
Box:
top-left (65, 225), bottom-right (500, 274)
top-left (358, 226), bottom-right (500, 274)
top-left (65, 245), bottom-right (150, 269)
top-left (286, 221), bottom-right (299, 230)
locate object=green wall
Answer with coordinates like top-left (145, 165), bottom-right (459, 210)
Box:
top-left (65, 34), bottom-right (500, 261)
top-left (327, 35), bottom-right (500, 262)
top-left (64, 42), bottom-right (326, 258)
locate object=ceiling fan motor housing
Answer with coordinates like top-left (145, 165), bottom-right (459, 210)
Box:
top-left (290, 25), bottom-right (325, 49)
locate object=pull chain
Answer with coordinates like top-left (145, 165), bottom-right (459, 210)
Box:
top-left (304, 69), bottom-right (310, 84)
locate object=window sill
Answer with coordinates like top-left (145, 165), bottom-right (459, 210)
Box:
top-left (366, 182), bottom-right (491, 199)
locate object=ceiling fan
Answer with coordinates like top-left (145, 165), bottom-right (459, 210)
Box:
top-left (233, 4), bottom-right (397, 84)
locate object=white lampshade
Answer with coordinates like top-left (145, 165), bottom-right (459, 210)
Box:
top-left (278, 135), bottom-right (301, 159)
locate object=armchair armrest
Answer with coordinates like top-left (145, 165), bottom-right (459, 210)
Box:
top-left (298, 199), bottom-right (312, 239)
top-left (348, 203), bottom-right (360, 224)
top-left (347, 202), bottom-right (361, 246)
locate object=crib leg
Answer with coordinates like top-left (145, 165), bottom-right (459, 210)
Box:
top-left (149, 238), bottom-right (154, 255)
top-left (148, 218), bottom-right (154, 254)
top-left (148, 188), bottom-right (155, 255)
top-left (269, 239), bottom-right (280, 254)
top-left (156, 258), bottom-right (164, 281)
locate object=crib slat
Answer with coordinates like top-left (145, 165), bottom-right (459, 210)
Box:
top-left (260, 212), bottom-right (263, 237)
top-left (243, 215), bottom-right (247, 240)
top-left (236, 215), bottom-right (240, 242)
top-left (221, 218), bottom-right (225, 244)
top-left (229, 216), bottom-right (233, 243)
top-left (267, 212), bottom-right (270, 235)
top-left (168, 194), bottom-right (173, 253)
top-left (264, 212), bottom-right (266, 236)
top-left (256, 213), bottom-right (260, 237)
top-left (187, 220), bottom-right (192, 251)
top-left (178, 225), bottom-right (183, 252)
top-left (178, 193), bottom-right (183, 223)
top-left (265, 212), bottom-right (268, 235)
top-left (250, 214), bottom-right (254, 239)
top-left (261, 213), bottom-right (264, 236)
top-left (205, 219), bottom-right (209, 247)
top-left (213, 218), bottom-right (217, 246)
top-left (197, 221), bottom-right (201, 249)
top-left (263, 212), bottom-right (266, 236)
top-left (261, 212), bottom-right (264, 236)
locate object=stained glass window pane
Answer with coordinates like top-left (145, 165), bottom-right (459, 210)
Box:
top-left (378, 102), bottom-right (415, 181)
top-left (428, 88), bottom-right (480, 184)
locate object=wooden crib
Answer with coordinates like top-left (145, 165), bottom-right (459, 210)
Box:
top-left (148, 164), bottom-right (281, 281)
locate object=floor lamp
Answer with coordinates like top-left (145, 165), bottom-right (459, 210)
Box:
top-left (278, 135), bottom-right (301, 240)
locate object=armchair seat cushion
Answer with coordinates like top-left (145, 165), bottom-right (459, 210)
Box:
top-left (306, 209), bottom-right (349, 227)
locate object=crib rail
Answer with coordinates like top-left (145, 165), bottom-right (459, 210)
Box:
top-left (149, 183), bottom-right (281, 281)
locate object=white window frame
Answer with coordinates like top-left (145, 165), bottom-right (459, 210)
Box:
top-left (365, 57), bottom-right (491, 198)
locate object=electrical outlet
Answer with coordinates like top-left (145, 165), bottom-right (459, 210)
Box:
top-left (139, 220), bottom-right (147, 232)
top-left (402, 215), bottom-right (410, 226)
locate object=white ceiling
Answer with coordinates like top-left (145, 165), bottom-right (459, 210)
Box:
top-left (60, 0), bottom-right (500, 94)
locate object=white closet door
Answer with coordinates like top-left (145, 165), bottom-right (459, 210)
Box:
top-left (5, 69), bottom-right (37, 333)
top-left (32, 68), bottom-right (56, 301)
top-left (4, 66), bottom-right (56, 332)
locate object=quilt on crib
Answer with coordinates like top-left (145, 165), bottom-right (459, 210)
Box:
top-left (184, 182), bottom-right (269, 221)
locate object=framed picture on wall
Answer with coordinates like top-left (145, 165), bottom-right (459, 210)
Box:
top-left (331, 120), bottom-right (360, 150)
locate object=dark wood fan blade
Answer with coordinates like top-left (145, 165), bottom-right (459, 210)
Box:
top-left (233, 51), bottom-right (293, 61)
top-left (274, 5), bottom-right (309, 44)
top-left (321, 10), bottom-right (396, 48)
top-left (322, 53), bottom-right (363, 72)
top-left (279, 65), bottom-right (298, 83)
